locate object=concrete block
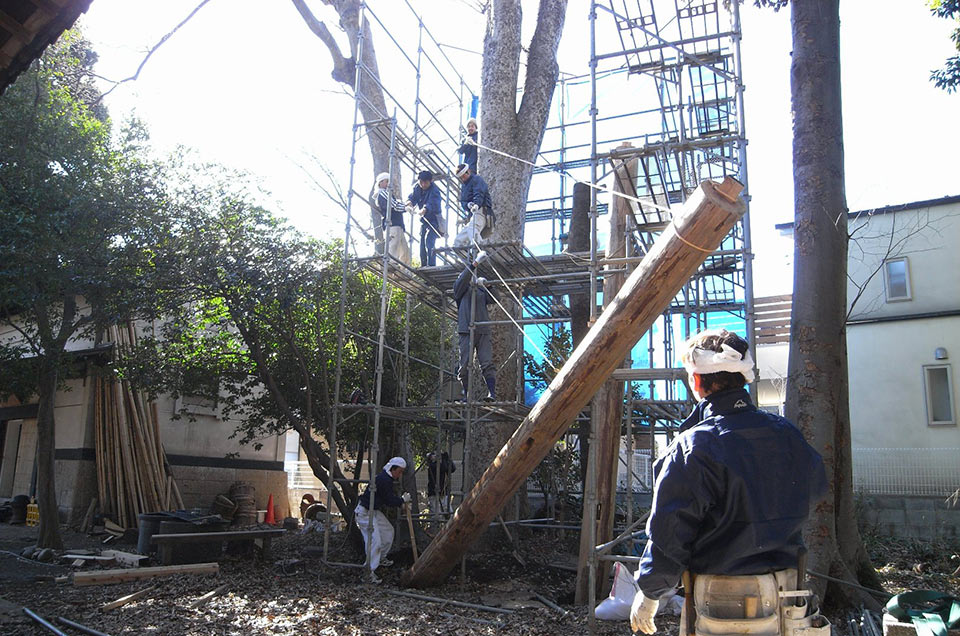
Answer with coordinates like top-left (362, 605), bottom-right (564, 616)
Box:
top-left (877, 509), bottom-right (906, 527)
top-left (903, 497), bottom-right (936, 511)
top-left (872, 496), bottom-right (905, 510)
top-left (935, 509), bottom-right (960, 534)
top-left (904, 525), bottom-right (934, 541)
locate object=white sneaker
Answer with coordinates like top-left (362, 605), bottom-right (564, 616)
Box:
top-left (380, 558), bottom-right (394, 567)
top-left (366, 571), bottom-right (382, 584)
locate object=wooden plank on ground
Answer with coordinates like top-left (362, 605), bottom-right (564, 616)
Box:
top-left (74, 563), bottom-right (219, 587)
top-left (150, 529), bottom-right (285, 543)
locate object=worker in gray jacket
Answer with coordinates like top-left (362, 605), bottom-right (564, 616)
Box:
top-left (453, 250), bottom-right (495, 401)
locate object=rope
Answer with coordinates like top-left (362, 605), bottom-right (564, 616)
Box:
top-left (462, 138), bottom-right (674, 214)
top-left (669, 219), bottom-right (713, 253)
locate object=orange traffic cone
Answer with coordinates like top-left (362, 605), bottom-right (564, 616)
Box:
top-left (264, 494), bottom-right (276, 525)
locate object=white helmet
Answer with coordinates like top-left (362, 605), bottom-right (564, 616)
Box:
top-left (375, 172), bottom-right (390, 186)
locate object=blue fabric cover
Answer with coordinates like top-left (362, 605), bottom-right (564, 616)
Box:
top-left (635, 388), bottom-right (827, 599)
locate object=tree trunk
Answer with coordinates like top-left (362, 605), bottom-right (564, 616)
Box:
top-left (786, 0), bottom-right (881, 610)
top-left (469, 0), bottom-right (568, 532)
top-left (35, 356), bottom-right (63, 550)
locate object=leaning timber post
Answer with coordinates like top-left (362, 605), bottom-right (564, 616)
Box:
top-left (575, 144), bottom-right (636, 604)
top-left (403, 177), bottom-right (745, 588)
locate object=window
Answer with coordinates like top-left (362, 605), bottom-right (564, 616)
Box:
top-left (923, 365), bottom-right (955, 426)
top-left (883, 258), bottom-right (911, 302)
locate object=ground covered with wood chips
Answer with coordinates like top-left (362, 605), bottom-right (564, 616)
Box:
top-left (0, 522), bottom-right (957, 635)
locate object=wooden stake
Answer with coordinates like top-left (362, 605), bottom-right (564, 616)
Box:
top-left (100, 585), bottom-right (156, 611)
top-left (403, 178), bottom-right (745, 588)
top-left (405, 503), bottom-right (418, 562)
top-left (188, 583), bottom-right (229, 609)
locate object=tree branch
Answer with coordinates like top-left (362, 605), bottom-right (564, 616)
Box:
top-left (98, 0), bottom-right (214, 102)
top-left (291, 0), bottom-right (356, 86)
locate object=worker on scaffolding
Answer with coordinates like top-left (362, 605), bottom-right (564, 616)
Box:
top-left (406, 170), bottom-right (443, 267)
top-left (454, 163), bottom-right (494, 247)
top-left (375, 172), bottom-right (410, 265)
top-left (459, 117), bottom-right (479, 175)
top-left (426, 451), bottom-right (456, 515)
top-left (355, 456), bottom-right (411, 584)
top-left (631, 329), bottom-right (827, 636)
top-left (453, 250), bottom-right (496, 401)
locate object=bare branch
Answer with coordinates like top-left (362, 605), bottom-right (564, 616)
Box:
top-left (291, 0), bottom-right (356, 86)
top-left (97, 0), bottom-right (214, 102)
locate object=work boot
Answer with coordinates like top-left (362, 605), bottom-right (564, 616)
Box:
top-left (365, 570), bottom-right (382, 584)
top-left (484, 376), bottom-right (496, 402)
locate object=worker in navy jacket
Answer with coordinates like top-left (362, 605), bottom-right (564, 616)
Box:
top-left (355, 456), bottom-right (411, 583)
top-left (459, 117), bottom-right (479, 175)
top-left (631, 329), bottom-right (826, 634)
top-left (407, 170), bottom-right (443, 267)
top-left (453, 250), bottom-right (496, 401)
top-left (454, 164), bottom-right (494, 247)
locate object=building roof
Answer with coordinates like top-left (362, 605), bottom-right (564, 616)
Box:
top-left (0, 0), bottom-right (93, 95)
top-left (774, 194), bottom-right (960, 231)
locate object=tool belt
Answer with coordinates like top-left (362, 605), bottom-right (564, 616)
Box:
top-left (681, 569), bottom-right (831, 636)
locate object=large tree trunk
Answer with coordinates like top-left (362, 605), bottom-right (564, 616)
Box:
top-left (35, 356), bottom-right (63, 550)
top-left (470, 0), bottom-right (568, 528)
top-left (786, 0), bottom-right (881, 610)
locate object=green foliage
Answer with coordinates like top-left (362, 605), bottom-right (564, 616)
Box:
top-left (0, 30), bottom-right (172, 369)
top-left (119, 166), bottom-right (444, 457)
top-left (929, 0), bottom-right (960, 92)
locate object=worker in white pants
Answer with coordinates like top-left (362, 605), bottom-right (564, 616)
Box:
top-left (453, 202), bottom-right (486, 247)
top-left (354, 456), bottom-right (410, 583)
top-left (374, 172), bottom-right (411, 265)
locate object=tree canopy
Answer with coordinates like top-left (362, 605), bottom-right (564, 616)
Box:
top-left (929, 0), bottom-right (960, 91)
top-left (0, 31), bottom-right (173, 549)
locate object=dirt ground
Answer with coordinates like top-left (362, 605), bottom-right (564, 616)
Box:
top-left (0, 521), bottom-right (956, 635)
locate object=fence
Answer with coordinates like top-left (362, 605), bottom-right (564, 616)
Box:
top-left (852, 448), bottom-right (960, 497)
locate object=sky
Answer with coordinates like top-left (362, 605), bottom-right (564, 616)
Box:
top-left (77, 0), bottom-right (960, 297)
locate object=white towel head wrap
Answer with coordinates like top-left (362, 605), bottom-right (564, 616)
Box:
top-left (383, 456), bottom-right (407, 474)
top-left (682, 342), bottom-right (756, 384)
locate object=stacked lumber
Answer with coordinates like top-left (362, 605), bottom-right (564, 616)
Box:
top-left (93, 322), bottom-right (184, 528)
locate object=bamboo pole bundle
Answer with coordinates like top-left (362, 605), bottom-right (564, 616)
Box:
top-left (90, 322), bottom-right (187, 529)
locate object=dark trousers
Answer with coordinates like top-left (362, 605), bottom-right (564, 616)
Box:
top-left (420, 222), bottom-right (438, 267)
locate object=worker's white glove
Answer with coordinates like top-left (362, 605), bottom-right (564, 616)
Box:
top-left (401, 492), bottom-right (412, 504)
top-left (404, 203), bottom-right (414, 215)
top-left (464, 136), bottom-right (476, 145)
top-left (475, 250), bottom-right (489, 265)
top-left (468, 202), bottom-right (479, 213)
top-left (476, 277), bottom-right (488, 287)
top-left (417, 206), bottom-right (426, 217)
top-left (630, 592), bottom-right (660, 635)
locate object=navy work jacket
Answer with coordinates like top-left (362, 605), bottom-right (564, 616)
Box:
top-left (407, 183), bottom-right (441, 226)
top-left (459, 132), bottom-right (478, 173)
top-left (454, 264), bottom-right (493, 335)
top-left (357, 469), bottom-right (404, 511)
top-left (635, 388), bottom-right (827, 599)
top-left (459, 173), bottom-right (493, 215)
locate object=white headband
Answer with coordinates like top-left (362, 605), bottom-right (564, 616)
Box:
top-left (383, 456), bottom-right (406, 473)
top-left (683, 343), bottom-right (756, 383)
top-left (456, 164), bottom-right (470, 178)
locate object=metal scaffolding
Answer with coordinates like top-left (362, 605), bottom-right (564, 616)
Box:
top-left (318, 0), bottom-right (754, 604)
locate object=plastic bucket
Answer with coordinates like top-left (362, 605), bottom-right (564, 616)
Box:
top-left (137, 513), bottom-right (171, 555)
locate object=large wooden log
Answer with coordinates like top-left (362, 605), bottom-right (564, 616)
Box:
top-left (403, 177), bottom-right (745, 588)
